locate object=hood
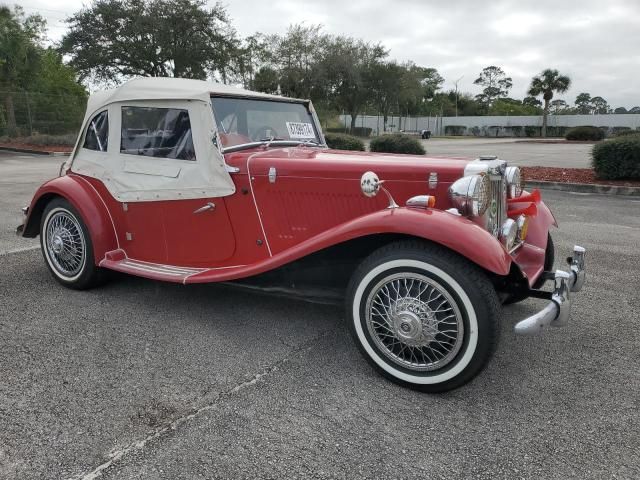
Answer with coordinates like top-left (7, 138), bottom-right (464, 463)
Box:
top-left (226, 147), bottom-right (470, 184)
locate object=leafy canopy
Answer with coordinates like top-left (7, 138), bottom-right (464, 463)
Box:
top-left (61, 0), bottom-right (238, 83)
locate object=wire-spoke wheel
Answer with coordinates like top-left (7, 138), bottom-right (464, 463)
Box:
top-left (45, 210), bottom-right (86, 278)
top-left (366, 273), bottom-right (464, 372)
top-left (40, 198), bottom-right (106, 289)
top-left (347, 241), bottom-right (501, 393)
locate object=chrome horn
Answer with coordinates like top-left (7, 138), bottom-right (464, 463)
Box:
top-left (360, 171), bottom-right (399, 209)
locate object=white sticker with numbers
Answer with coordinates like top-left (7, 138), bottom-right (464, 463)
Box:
top-left (286, 122), bottom-right (315, 139)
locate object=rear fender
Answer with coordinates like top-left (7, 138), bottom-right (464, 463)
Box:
top-left (22, 175), bottom-right (118, 264)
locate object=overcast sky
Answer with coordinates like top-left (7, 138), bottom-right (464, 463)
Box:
top-left (17, 0), bottom-right (640, 108)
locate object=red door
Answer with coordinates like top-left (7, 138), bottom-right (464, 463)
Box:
top-left (123, 198), bottom-right (235, 267)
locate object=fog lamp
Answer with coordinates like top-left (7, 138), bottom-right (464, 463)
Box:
top-left (499, 218), bottom-right (518, 250)
top-left (516, 215), bottom-right (529, 241)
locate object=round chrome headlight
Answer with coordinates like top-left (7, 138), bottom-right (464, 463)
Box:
top-left (505, 166), bottom-right (522, 198)
top-left (448, 174), bottom-right (490, 217)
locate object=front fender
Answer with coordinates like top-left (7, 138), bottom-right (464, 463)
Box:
top-left (187, 206), bottom-right (512, 284)
top-left (21, 174), bottom-right (118, 264)
top-left (322, 207), bottom-right (513, 275)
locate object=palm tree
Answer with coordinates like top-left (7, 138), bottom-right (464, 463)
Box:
top-left (528, 69), bottom-right (571, 137)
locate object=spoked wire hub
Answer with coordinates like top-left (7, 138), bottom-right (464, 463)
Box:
top-left (365, 273), bottom-right (464, 371)
top-left (45, 210), bottom-right (86, 277)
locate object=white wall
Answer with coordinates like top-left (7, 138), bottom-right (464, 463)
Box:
top-left (339, 114), bottom-right (640, 136)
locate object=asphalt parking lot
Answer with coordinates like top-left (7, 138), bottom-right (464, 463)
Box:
top-left (1, 150), bottom-right (639, 479)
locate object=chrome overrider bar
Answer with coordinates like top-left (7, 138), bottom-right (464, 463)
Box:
top-left (514, 246), bottom-right (586, 335)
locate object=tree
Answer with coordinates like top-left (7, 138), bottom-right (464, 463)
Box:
top-left (629, 106), bottom-right (640, 114)
top-left (252, 66), bottom-right (279, 94)
top-left (550, 99), bottom-right (568, 114)
top-left (489, 98), bottom-right (541, 116)
top-left (0, 6), bottom-right (45, 135)
top-left (575, 92), bottom-right (592, 114)
top-left (523, 96), bottom-right (542, 108)
top-left (61, 0), bottom-right (238, 83)
top-left (614, 107), bottom-right (628, 114)
top-left (320, 36), bottom-right (386, 130)
top-left (473, 66), bottom-right (512, 106)
top-left (590, 96), bottom-right (609, 114)
top-left (367, 61), bottom-right (404, 131)
top-left (528, 69), bottom-right (571, 137)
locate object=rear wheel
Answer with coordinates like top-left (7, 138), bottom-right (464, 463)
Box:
top-left (346, 241), bottom-right (500, 393)
top-left (40, 198), bottom-right (106, 290)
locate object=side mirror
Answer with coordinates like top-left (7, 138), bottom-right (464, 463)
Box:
top-left (360, 171), bottom-right (381, 197)
top-left (360, 171), bottom-right (398, 209)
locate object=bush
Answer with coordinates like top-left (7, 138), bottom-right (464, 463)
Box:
top-left (369, 133), bottom-right (426, 155)
top-left (545, 126), bottom-right (569, 137)
top-left (565, 126), bottom-right (605, 141)
top-left (524, 126), bottom-right (540, 137)
top-left (324, 133), bottom-right (365, 151)
top-left (325, 126), bottom-right (372, 137)
top-left (592, 136), bottom-right (640, 179)
top-left (444, 125), bottom-right (466, 136)
top-left (614, 129), bottom-right (640, 137)
top-left (0, 133), bottom-right (77, 146)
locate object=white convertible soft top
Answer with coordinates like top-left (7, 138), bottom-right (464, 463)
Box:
top-left (69, 77), bottom-right (308, 202)
top-left (84, 77), bottom-right (304, 117)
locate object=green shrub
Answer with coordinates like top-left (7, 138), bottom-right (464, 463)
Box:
top-left (615, 129), bottom-right (640, 137)
top-left (564, 125), bottom-right (605, 141)
top-left (592, 136), bottom-right (640, 179)
top-left (444, 125), bottom-right (466, 136)
top-left (0, 133), bottom-right (77, 146)
top-left (324, 133), bottom-right (365, 151)
top-left (524, 126), bottom-right (540, 137)
top-left (369, 133), bottom-right (426, 155)
top-left (545, 126), bottom-right (569, 137)
top-left (325, 126), bottom-right (372, 137)
top-left (565, 126), bottom-right (605, 141)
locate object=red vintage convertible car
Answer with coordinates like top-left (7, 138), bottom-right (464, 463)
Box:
top-left (18, 78), bottom-right (585, 392)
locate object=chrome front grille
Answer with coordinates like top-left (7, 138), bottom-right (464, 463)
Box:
top-left (485, 175), bottom-right (507, 237)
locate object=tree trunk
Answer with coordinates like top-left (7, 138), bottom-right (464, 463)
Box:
top-left (350, 113), bottom-right (357, 132)
top-left (542, 99), bottom-right (549, 138)
top-left (4, 94), bottom-right (17, 137)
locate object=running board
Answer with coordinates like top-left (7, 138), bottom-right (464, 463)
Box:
top-left (100, 250), bottom-right (207, 283)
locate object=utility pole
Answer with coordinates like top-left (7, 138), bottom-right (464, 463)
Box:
top-left (453, 75), bottom-right (464, 117)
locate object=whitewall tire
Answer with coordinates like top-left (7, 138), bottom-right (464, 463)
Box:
top-left (346, 241), bottom-right (500, 392)
top-left (40, 198), bottom-right (106, 290)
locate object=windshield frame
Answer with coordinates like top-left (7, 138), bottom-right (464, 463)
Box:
top-left (210, 95), bottom-right (326, 154)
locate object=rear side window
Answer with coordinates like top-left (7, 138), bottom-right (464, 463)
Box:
top-left (120, 106), bottom-right (196, 160)
top-left (83, 111), bottom-right (109, 152)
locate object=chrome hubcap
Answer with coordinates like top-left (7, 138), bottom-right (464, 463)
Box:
top-left (45, 210), bottom-right (86, 277)
top-left (365, 273), bottom-right (464, 372)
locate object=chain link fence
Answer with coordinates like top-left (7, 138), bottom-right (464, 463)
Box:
top-left (0, 91), bottom-right (87, 141)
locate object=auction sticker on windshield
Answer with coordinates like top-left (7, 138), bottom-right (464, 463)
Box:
top-left (286, 122), bottom-right (315, 139)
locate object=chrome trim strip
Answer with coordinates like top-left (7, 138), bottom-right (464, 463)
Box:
top-left (246, 151), bottom-right (273, 257)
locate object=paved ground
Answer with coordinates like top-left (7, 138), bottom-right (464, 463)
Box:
top-left (374, 138), bottom-right (593, 168)
top-left (1, 151), bottom-right (639, 479)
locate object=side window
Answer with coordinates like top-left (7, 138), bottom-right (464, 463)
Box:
top-left (120, 106), bottom-right (195, 160)
top-left (83, 111), bottom-right (109, 152)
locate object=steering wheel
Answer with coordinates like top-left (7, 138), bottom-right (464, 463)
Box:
top-left (251, 126), bottom-right (280, 141)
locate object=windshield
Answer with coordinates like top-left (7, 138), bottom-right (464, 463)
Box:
top-left (211, 97), bottom-right (320, 149)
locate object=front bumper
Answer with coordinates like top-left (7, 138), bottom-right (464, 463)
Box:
top-left (514, 246), bottom-right (586, 335)
top-left (16, 206), bottom-right (28, 237)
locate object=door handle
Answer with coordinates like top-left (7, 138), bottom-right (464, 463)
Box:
top-left (193, 202), bottom-right (216, 214)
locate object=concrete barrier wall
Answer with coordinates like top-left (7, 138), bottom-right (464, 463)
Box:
top-left (339, 114), bottom-right (640, 136)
